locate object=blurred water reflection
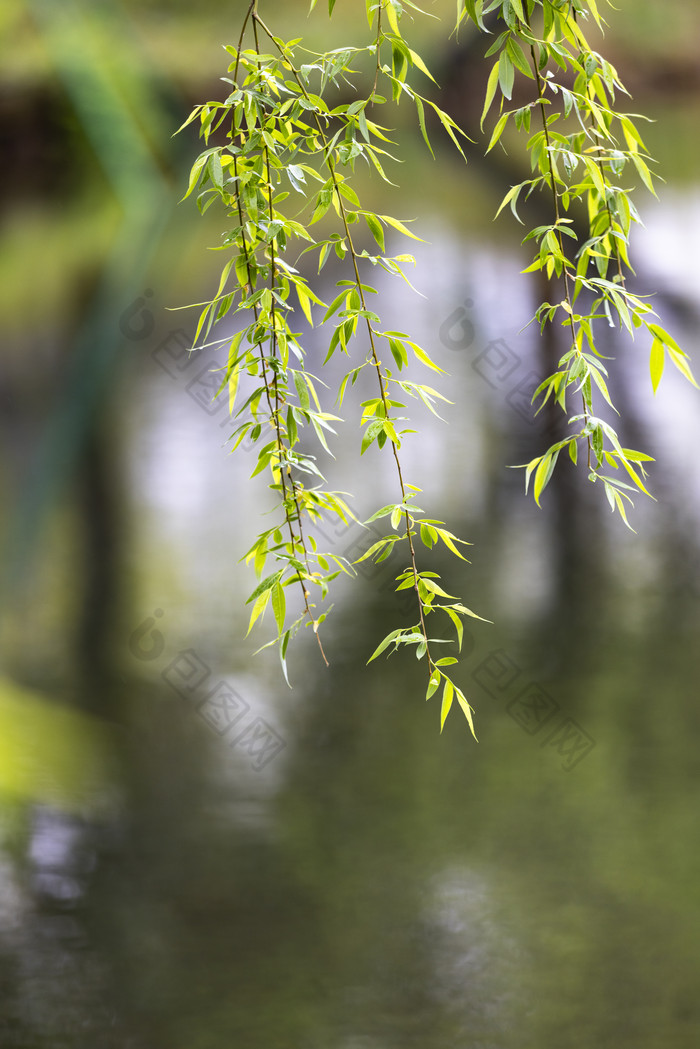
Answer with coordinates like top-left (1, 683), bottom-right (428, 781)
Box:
top-left (2, 16), bottom-right (700, 1041)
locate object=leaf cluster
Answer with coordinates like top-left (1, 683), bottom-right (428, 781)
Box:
top-left (178, 0), bottom-right (481, 733)
top-left (466, 0), bottom-right (697, 520)
top-left (177, 0), bottom-right (695, 735)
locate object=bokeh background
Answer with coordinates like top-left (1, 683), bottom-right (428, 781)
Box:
top-left (1, 1), bottom-right (700, 1046)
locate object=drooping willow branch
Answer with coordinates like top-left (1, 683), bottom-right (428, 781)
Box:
top-left (255, 9), bottom-right (440, 680)
top-left (178, 0), bottom-right (484, 733)
top-left (177, 0), bottom-right (696, 735)
top-left (475, 0), bottom-right (697, 521)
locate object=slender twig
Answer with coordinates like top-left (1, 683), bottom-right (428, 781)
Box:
top-left (528, 35), bottom-right (593, 468)
top-left (255, 11), bottom-right (435, 677)
top-left (232, 0), bottom-right (256, 85)
top-left (231, 19), bottom-right (328, 662)
top-left (569, 6), bottom-right (626, 288)
top-left (255, 17), bottom-right (328, 663)
top-left (372, 1), bottom-right (383, 99)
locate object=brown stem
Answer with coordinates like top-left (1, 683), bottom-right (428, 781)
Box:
top-left (568, 5), bottom-right (626, 288)
top-left (230, 11), bottom-right (328, 663)
top-left (528, 39), bottom-right (592, 469)
top-left (372, 2), bottom-right (383, 99)
top-left (255, 12), bottom-right (434, 676)
top-left (232, 1), bottom-right (257, 85)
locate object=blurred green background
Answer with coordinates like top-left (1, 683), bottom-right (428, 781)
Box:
top-left (1, 2), bottom-right (700, 1047)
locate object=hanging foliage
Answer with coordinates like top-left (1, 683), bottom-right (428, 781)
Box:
top-left (178, 0), bottom-right (696, 735)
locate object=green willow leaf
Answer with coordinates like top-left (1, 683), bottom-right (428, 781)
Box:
top-left (367, 629), bottom-right (403, 664)
top-left (440, 678), bottom-right (454, 731)
top-left (649, 339), bottom-right (664, 394)
top-left (178, 0), bottom-right (687, 734)
top-left (498, 51), bottom-right (514, 100)
top-left (426, 669), bottom-right (441, 700)
top-left (272, 581), bottom-right (286, 635)
top-left (481, 61), bottom-right (501, 129)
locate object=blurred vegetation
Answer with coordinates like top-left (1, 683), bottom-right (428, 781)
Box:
top-left (4, 0), bottom-right (700, 84)
top-left (0, 675), bottom-right (117, 811)
top-left (0, 0), bottom-right (698, 688)
top-left (1, 0), bottom-right (698, 329)
top-left (0, 11), bottom-right (699, 1044)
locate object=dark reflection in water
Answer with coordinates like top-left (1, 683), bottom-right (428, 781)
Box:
top-left (3, 2), bottom-right (700, 1038)
top-left (2, 162), bottom-right (700, 1049)
top-left (2, 540), bottom-right (700, 1049)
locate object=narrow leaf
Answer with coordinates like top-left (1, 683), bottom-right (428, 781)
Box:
top-left (649, 338), bottom-right (664, 394)
top-left (440, 678), bottom-right (454, 731)
top-left (367, 629), bottom-right (402, 664)
top-left (272, 581), bottom-right (286, 636)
